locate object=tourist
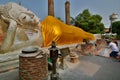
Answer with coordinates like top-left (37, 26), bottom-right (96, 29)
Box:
top-left (107, 39), bottom-right (119, 58)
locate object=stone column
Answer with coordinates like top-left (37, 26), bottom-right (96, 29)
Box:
top-left (65, 0), bottom-right (71, 25)
top-left (19, 47), bottom-right (48, 80)
top-left (48, 0), bottom-right (54, 16)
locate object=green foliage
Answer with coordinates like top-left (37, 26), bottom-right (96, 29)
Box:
top-left (101, 34), bottom-right (117, 39)
top-left (71, 9), bottom-right (105, 34)
top-left (116, 35), bottom-right (120, 40)
top-left (56, 17), bottom-right (64, 22)
top-left (112, 21), bottom-right (120, 34)
top-left (112, 21), bottom-right (120, 39)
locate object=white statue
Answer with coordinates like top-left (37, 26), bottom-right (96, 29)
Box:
top-left (0, 2), bottom-right (43, 53)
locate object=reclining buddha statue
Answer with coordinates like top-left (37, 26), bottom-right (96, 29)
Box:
top-left (0, 2), bottom-right (95, 54)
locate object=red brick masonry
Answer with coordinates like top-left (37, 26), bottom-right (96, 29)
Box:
top-left (19, 52), bottom-right (48, 80)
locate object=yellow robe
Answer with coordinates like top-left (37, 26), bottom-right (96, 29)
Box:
top-left (41, 16), bottom-right (95, 47)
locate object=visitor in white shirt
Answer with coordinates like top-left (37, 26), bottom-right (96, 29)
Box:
top-left (108, 39), bottom-right (119, 58)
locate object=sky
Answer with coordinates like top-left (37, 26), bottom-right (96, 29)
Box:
top-left (0, 0), bottom-right (120, 28)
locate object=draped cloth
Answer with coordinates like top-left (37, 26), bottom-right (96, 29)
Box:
top-left (41, 16), bottom-right (95, 47)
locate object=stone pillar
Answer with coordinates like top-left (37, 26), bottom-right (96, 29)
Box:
top-left (65, 0), bottom-right (71, 25)
top-left (19, 47), bottom-right (48, 80)
top-left (48, 0), bottom-right (54, 16)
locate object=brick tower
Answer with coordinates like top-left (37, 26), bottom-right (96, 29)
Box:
top-left (65, 0), bottom-right (71, 25)
top-left (48, 0), bottom-right (54, 16)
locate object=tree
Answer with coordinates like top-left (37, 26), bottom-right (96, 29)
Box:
top-left (112, 21), bottom-right (120, 39)
top-left (71, 9), bottom-right (105, 34)
top-left (56, 17), bottom-right (64, 22)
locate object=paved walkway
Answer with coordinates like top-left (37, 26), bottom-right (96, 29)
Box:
top-left (0, 41), bottom-right (120, 80)
top-left (58, 55), bottom-right (120, 80)
top-left (0, 55), bottom-right (120, 80)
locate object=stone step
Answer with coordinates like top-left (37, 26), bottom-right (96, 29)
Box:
top-left (0, 59), bottom-right (19, 73)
